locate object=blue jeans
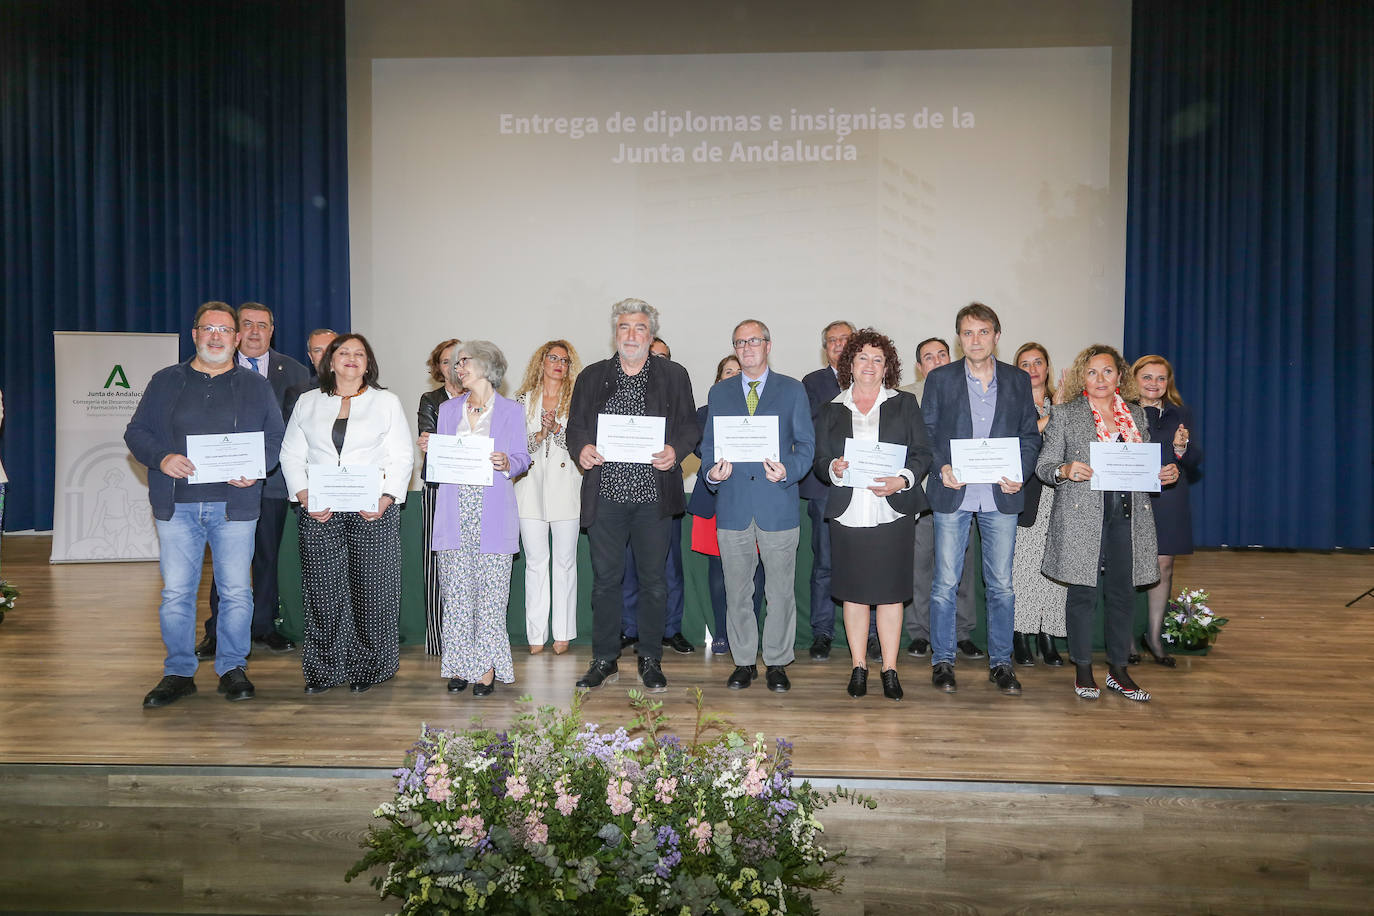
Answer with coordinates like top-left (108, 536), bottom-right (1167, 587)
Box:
top-left (154, 501), bottom-right (256, 677)
top-left (931, 510), bottom-right (1017, 668)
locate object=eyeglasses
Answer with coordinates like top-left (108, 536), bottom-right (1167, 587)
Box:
top-left (196, 325), bottom-right (235, 335)
top-left (239, 320), bottom-right (271, 331)
top-left (545, 354), bottom-right (571, 366)
top-left (732, 336), bottom-right (769, 349)
top-left (455, 357), bottom-right (472, 367)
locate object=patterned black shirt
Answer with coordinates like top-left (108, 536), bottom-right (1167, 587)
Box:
top-left (598, 358), bottom-right (659, 504)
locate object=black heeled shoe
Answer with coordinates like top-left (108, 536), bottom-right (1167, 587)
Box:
top-left (1138, 633), bottom-right (1176, 668)
top-left (1037, 632), bottom-right (1064, 667)
top-left (1012, 632), bottom-right (1036, 667)
top-left (880, 668), bottom-right (903, 701)
top-left (846, 666), bottom-right (868, 698)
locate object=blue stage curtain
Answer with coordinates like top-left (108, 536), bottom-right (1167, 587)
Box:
top-left (0, 0), bottom-right (350, 532)
top-left (1125, 1), bottom-right (1373, 549)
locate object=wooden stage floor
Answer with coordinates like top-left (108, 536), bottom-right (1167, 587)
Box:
top-left (1, 535), bottom-right (1371, 791)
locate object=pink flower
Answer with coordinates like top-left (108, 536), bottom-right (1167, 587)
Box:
top-left (654, 776), bottom-right (678, 804)
top-left (506, 774), bottom-right (530, 801)
top-left (454, 813), bottom-right (486, 844)
top-left (524, 813), bottom-right (549, 845)
top-left (688, 816), bottom-right (712, 853)
top-left (426, 777), bottom-right (452, 803)
top-left (555, 792), bottom-right (581, 816)
top-left (606, 778), bottom-right (634, 816)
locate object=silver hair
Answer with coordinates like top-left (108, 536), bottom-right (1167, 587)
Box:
top-left (732, 318), bottom-right (771, 342)
top-left (609, 298), bottom-right (661, 338)
top-left (456, 339), bottom-right (507, 388)
top-left (820, 319), bottom-right (854, 344)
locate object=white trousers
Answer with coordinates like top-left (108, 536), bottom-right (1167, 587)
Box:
top-left (519, 517), bottom-right (580, 645)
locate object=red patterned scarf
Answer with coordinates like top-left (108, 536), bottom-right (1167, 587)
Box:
top-left (1089, 393), bottom-right (1143, 443)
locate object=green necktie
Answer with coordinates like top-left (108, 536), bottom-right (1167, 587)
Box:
top-left (746, 380), bottom-right (759, 416)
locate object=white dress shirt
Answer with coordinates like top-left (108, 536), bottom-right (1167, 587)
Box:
top-left (829, 386), bottom-right (912, 528)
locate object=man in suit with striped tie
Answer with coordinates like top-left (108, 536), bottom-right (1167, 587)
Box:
top-left (700, 319), bottom-right (815, 693)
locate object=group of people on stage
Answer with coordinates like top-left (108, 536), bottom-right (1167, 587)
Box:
top-left (125, 296), bottom-right (1199, 710)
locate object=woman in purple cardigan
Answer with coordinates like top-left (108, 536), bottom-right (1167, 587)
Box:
top-left (431, 340), bottom-right (531, 696)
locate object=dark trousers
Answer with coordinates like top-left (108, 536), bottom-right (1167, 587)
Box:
top-left (207, 496), bottom-right (288, 639)
top-left (708, 553), bottom-right (764, 638)
top-left (805, 493), bottom-right (835, 637)
top-left (622, 513), bottom-right (686, 637)
top-left (1065, 492), bottom-right (1136, 667)
top-left (590, 500), bottom-right (670, 662)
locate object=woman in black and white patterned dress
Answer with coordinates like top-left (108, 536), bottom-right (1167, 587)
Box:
top-left (416, 338), bottom-right (462, 655)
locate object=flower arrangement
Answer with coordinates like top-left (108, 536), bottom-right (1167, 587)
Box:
top-left (1162, 587), bottom-right (1227, 650)
top-left (0, 580), bottom-right (18, 623)
top-left (347, 689), bottom-right (874, 915)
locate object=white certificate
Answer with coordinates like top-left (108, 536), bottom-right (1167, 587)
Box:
top-left (713, 415), bottom-right (780, 463)
top-left (425, 434), bottom-right (494, 486)
top-left (185, 431), bottom-right (266, 484)
top-left (307, 464), bottom-right (383, 512)
top-left (596, 414), bottom-right (666, 464)
top-left (842, 438), bottom-right (907, 488)
top-left (949, 437), bottom-right (1023, 484)
top-left (1090, 442), bottom-right (1161, 492)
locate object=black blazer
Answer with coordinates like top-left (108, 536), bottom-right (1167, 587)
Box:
top-left (416, 387), bottom-right (455, 484)
top-left (260, 349), bottom-right (310, 498)
top-left (799, 366), bottom-right (841, 500)
top-left (812, 390), bottom-right (932, 520)
top-left (566, 356), bottom-right (699, 528)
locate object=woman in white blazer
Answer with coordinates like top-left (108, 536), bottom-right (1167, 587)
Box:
top-left (280, 334), bottom-right (414, 694)
top-left (511, 340), bottom-right (584, 654)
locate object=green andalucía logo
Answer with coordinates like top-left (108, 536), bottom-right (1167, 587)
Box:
top-left (103, 365), bottom-right (131, 389)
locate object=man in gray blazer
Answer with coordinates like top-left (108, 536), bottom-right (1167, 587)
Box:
top-left (922, 303), bottom-right (1041, 695)
top-left (700, 319), bottom-right (815, 693)
top-left (198, 302), bottom-right (310, 658)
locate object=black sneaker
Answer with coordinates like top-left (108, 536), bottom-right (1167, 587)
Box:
top-left (217, 667), bottom-right (256, 702)
top-left (254, 631), bottom-right (296, 653)
top-left (931, 661), bottom-right (957, 693)
top-left (988, 664), bottom-right (1022, 695)
top-left (957, 639), bottom-right (986, 660)
top-left (662, 632), bottom-right (696, 654)
top-left (194, 635), bottom-right (216, 661)
top-left (576, 659), bottom-right (619, 689)
top-left (143, 675), bottom-right (197, 709)
top-left (809, 635), bottom-right (833, 660)
top-left (638, 656), bottom-right (667, 692)
top-left (906, 638), bottom-right (930, 657)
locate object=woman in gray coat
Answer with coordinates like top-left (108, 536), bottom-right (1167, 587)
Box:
top-left (1036, 345), bottom-right (1180, 702)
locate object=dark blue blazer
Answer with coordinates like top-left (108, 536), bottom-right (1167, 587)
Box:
top-left (259, 349), bottom-right (310, 498)
top-left (698, 371), bottom-right (814, 531)
top-left (922, 358), bottom-right (1041, 515)
top-left (799, 366), bottom-right (840, 500)
top-left (686, 404), bottom-right (716, 518)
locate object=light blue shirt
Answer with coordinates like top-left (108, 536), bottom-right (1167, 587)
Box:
top-left (237, 352), bottom-right (269, 378)
top-left (740, 366), bottom-right (770, 402)
top-left (958, 361), bottom-right (998, 512)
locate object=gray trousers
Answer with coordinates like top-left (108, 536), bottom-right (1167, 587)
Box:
top-left (905, 511), bottom-right (977, 641)
top-left (718, 521), bottom-right (800, 667)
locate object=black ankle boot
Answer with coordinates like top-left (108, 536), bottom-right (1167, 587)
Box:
top-left (1037, 632), bottom-right (1064, 666)
top-left (1012, 632), bottom-right (1035, 666)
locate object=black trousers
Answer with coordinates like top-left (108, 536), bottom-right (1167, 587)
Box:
top-left (1065, 492), bottom-right (1136, 667)
top-left (588, 499), bottom-right (670, 663)
top-left (207, 496), bottom-right (288, 639)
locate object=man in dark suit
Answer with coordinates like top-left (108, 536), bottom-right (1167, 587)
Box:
top-left (282, 327), bottom-right (336, 420)
top-left (922, 303), bottom-right (1041, 695)
top-left (700, 319), bottom-right (814, 692)
top-left (566, 298), bottom-right (699, 693)
top-left (197, 303), bottom-right (311, 658)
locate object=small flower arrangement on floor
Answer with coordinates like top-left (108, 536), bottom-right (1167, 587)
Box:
top-left (0, 579), bottom-right (18, 623)
top-left (1162, 587), bottom-right (1227, 650)
top-left (347, 689), bottom-right (874, 915)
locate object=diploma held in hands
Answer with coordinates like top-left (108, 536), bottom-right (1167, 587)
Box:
top-left (186, 432), bottom-right (266, 484)
top-left (713, 415), bottom-right (780, 463)
top-left (949, 437), bottom-right (1023, 484)
top-left (425, 434), bottom-right (495, 486)
top-left (1089, 442), bottom-right (1161, 492)
top-left (307, 464), bottom-right (383, 512)
top-left (842, 438), bottom-right (907, 488)
top-left (596, 414), bottom-right (666, 464)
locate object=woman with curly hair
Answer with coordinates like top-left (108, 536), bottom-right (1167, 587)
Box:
top-left (812, 328), bottom-right (932, 701)
top-left (512, 340), bottom-right (583, 654)
top-left (1036, 344), bottom-right (1179, 702)
top-left (416, 338), bottom-right (462, 655)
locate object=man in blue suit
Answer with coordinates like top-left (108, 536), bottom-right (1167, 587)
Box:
top-left (922, 303), bottom-right (1041, 695)
top-left (701, 319), bottom-right (815, 692)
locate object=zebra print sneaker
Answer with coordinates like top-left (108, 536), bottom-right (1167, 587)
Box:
top-left (1105, 673), bottom-right (1150, 702)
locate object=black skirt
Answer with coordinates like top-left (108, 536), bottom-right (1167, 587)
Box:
top-left (829, 514), bottom-right (916, 605)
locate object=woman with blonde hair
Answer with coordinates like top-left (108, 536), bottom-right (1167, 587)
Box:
top-left (512, 340), bottom-right (583, 654)
top-left (1010, 342), bottom-right (1067, 667)
top-left (1131, 354), bottom-right (1200, 667)
top-left (1036, 344), bottom-right (1179, 702)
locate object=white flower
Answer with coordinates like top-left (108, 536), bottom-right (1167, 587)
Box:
top-left (465, 755), bottom-right (496, 773)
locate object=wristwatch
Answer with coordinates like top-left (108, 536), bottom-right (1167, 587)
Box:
top-left (1053, 465), bottom-right (1065, 483)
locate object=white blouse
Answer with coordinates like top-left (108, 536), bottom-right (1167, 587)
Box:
top-left (830, 386), bottom-right (909, 528)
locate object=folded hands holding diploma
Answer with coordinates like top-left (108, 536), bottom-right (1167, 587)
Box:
top-left (939, 463), bottom-right (1024, 495)
top-left (159, 453), bottom-right (257, 489)
top-left (829, 456), bottom-right (905, 497)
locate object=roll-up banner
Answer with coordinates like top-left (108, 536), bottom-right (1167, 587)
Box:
top-left (51, 331), bottom-right (179, 563)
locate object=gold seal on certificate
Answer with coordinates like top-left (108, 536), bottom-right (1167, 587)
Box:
top-left (307, 464), bottom-right (383, 512)
top-left (712, 415), bottom-right (780, 463)
top-left (185, 431), bottom-right (266, 484)
top-left (1089, 441), bottom-right (1161, 492)
top-left (949, 437), bottom-right (1022, 484)
top-left (596, 414), bottom-right (665, 464)
top-left (842, 438), bottom-right (907, 488)
top-left (425, 434), bottom-right (495, 486)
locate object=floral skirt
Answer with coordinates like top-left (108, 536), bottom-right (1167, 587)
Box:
top-left (437, 484), bottom-right (515, 682)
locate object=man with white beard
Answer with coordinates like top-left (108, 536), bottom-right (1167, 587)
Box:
top-left (125, 301), bottom-right (284, 708)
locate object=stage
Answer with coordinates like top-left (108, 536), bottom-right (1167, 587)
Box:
top-left (1, 536), bottom-right (1372, 912)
